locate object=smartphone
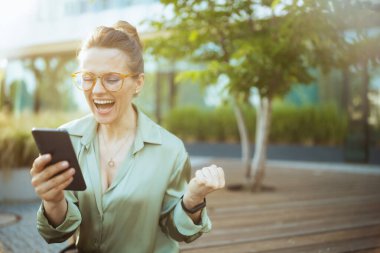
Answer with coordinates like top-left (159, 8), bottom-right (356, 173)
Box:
top-left (31, 128), bottom-right (87, 191)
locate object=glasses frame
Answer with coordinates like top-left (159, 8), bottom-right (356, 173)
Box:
top-left (71, 71), bottom-right (139, 92)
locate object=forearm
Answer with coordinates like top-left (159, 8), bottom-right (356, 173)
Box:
top-left (182, 193), bottom-right (204, 224)
top-left (43, 199), bottom-right (68, 227)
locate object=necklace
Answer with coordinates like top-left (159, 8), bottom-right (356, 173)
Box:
top-left (100, 130), bottom-right (133, 169)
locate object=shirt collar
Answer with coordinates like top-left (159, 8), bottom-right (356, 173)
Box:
top-left (65, 105), bottom-right (162, 153)
top-left (132, 106), bottom-right (162, 154)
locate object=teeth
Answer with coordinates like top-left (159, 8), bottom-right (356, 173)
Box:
top-left (94, 100), bottom-right (114, 105)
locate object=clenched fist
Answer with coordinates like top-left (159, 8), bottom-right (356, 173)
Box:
top-left (183, 164), bottom-right (225, 212)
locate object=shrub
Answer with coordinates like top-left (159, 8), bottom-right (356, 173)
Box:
top-left (163, 106), bottom-right (209, 141)
top-left (270, 105), bottom-right (347, 145)
top-left (164, 104), bottom-right (347, 145)
top-left (0, 105), bottom-right (350, 169)
top-left (0, 111), bottom-right (84, 169)
top-left (0, 129), bottom-right (38, 169)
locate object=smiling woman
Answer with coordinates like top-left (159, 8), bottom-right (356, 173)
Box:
top-left (75, 46), bottom-right (143, 125)
top-left (30, 20), bottom-right (225, 253)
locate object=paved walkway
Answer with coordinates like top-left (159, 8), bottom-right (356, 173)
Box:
top-left (0, 157), bottom-right (379, 253)
top-left (0, 202), bottom-right (67, 253)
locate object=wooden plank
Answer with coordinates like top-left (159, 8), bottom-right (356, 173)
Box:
top-left (182, 217), bottom-right (380, 250)
top-left (354, 248), bottom-right (380, 253)
top-left (253, 236), bottom-right (380, 253)
top-left (209, 202), bottom-right (380, 231)
top-left (182, 225), bottom-right (380, 253)
top-left (182, 160), bottom-right (380, 253)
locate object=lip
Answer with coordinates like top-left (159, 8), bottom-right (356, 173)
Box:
top-left (93, 99), bottom-right (115, 115)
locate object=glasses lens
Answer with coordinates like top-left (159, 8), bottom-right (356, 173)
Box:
top-left (74, 72), bottom-right (94, 90)
top-left (103, 73), bottom-right (123, 91)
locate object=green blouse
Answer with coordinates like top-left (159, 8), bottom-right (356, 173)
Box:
top-left (36, 107), bottom-right (211, 253)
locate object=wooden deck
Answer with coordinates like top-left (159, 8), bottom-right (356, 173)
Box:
top-left (181, 159), bottom-right (380, 253)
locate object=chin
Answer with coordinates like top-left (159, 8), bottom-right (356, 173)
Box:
top-left (91, 108), bottom-right (118, 125)
top-left (94, 115), bottom-right (113, 125)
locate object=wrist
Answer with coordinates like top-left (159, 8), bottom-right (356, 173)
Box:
top-left (43, 198), bottom-right (66, 211)
top-left (182, 194), bottom-right (206, 214)
top-left (42, 199), bottom-right (68, 228)
top-left (183, 193), bottom-right (205, 208)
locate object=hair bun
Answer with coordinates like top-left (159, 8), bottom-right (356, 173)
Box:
top-left (113, 20), bottom-right (143, 49)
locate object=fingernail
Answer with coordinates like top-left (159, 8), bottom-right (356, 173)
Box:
top-left (61, 161), bottom-right (69, 167)
top-left (70, 168), bottom-right (75, 174)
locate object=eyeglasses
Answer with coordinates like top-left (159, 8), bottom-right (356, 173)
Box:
top-left (71, 71), bottom-right (139, 92)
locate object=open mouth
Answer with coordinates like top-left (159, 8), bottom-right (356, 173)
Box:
top-left (94, 99), bottom-right (115, 113)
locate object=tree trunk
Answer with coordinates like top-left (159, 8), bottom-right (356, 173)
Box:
top-left (33, 88), bottom-right (41, 113)
top-left (0, 71), bottom-right (6, 111)
top-left (362, 61), bottom-right (370, 162)
top-left (168, 71), bottom-right (177, 110)
top-left (26, 58), bottom-right (43, 113)
top-left (342, 67), bottom-right (350, 111)
top-left (229, 96), bottom-right (251, 182)
top-left (250, 96), bottom-right (272, 192)
top-left (155, 71), bottom-right (162, 124)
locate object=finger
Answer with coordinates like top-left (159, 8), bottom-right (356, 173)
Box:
top-left (217, 167), bottom-right (226, 188)
top-left (35, 168), bottom-right (75, 194)
top-left (201, 167), bottom-right (213, 180)
top-left (202, 167), bottom-right (218, 188)
top-left (209, 166), bottom-right (221, 184)
top-left (41, 177), bottom-right (73, 200)
top-left (38, 168), bottom-right (75, 193)
top-left (31, 154), bottom-right (52, 176)
top-left (32, 161), bottom-right (70, 187)
top-left (195, 170), bottom-right (207, 184)
top-left (208, 166), bottom-right (221, 188)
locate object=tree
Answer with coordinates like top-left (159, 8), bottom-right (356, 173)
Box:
top-left (9, 80), bottom-right (33, 115)
top-left (330, 0), bottom-right (380, 162)
top-left (25, 55), bottom-right (77, 113)
top-left (146, 0), bottom-right (345, 191)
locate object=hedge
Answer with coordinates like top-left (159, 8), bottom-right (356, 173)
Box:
top-left (0, 111), bottom-right (82, 169)
top-left (164, 104), bottom-right (348, 145)
top-left (0, 105), bottom-right (355, 169)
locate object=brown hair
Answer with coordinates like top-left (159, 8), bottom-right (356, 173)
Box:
top-left (79, 20), bottom-right (144, 73)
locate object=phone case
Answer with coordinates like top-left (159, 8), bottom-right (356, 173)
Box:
top-left (31, 128), bottom-right (87, 191)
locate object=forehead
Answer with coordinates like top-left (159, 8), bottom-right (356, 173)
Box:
top-left (79, 47), bottom-right (130, 73)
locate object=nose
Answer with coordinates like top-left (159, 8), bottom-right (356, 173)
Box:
top-left (92, 77), bottom-right (106, 94)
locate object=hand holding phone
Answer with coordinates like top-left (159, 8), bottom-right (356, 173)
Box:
top-left (31, 128), bottom-right (86, 191)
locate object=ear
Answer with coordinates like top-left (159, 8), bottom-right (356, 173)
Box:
top-left (134, 73), bottom-right (145, 95)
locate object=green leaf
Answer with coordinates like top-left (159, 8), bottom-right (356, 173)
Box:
top-left (189, 30), bottom-right (199, 42)
top-left (271, 0), bottom-right (281, 9)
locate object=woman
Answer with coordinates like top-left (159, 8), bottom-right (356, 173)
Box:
top-left (30, 21), bottom-right (225, 253)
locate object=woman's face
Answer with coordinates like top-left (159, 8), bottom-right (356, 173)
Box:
top-left (79, 47), bottom-right (143, 125)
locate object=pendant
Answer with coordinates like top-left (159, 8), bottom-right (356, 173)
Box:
top-left (108, 159), bottom-right (115, 168)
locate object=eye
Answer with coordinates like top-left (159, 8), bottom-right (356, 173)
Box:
top-left (105, 74), bottom-right (122, 83)
top-left (82, 73), bottom-right (95, 81)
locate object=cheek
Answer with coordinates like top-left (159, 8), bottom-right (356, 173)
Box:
top-left (119, 84), bottom-right (136, 99)
top-left (83, 92), bottom-right (93, 105)
top-left (84, 92), bottom-right (90, 100)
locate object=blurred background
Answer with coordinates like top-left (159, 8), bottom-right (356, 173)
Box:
top-left (0, 0), bottom-right (379, 169)
top-left (0, 0), bottom-right (380, 252)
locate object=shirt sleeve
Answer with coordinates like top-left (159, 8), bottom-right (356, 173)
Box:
top-left (159, 145), bottom-right (212, 243)
top-left (36, 190), bottom-right (82, 243)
